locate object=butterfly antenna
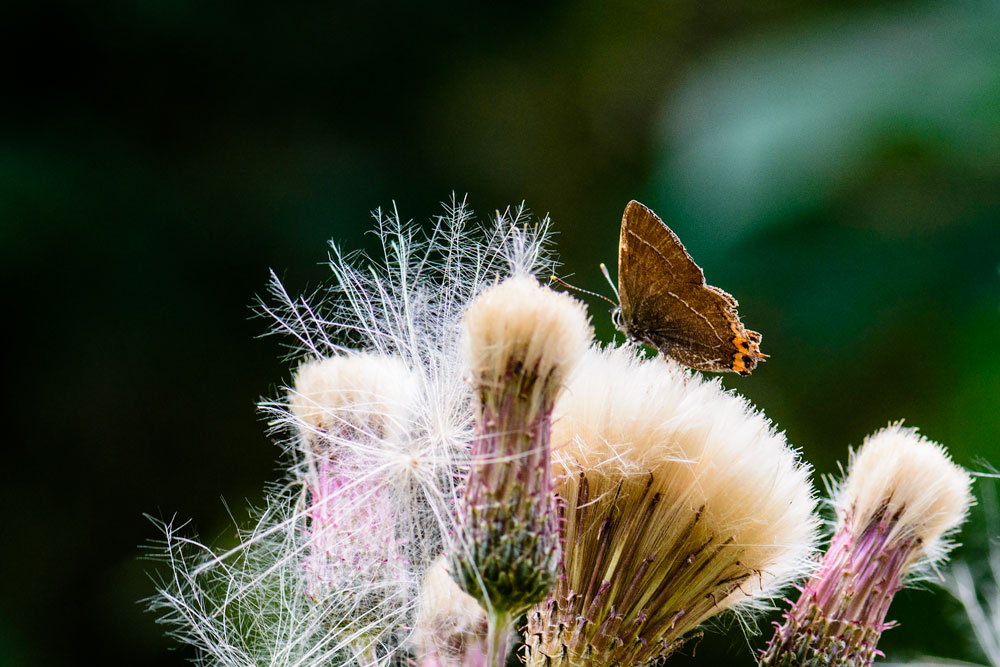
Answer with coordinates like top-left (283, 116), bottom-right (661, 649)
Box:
top-left (550, 275), bottom-right (617, 307)
top-left (599, 262), bottom-right (620, 301)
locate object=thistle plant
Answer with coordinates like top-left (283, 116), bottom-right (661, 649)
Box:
top-left (761, 424), bottom-right (974, 667)
top-left (525, 345), bottom-right (818, 666)
top-left (148, 199), bottom-right (559, 666)
top-left (451, 276), bottom-right (592, 665)
top-left (146, 197), bottom-right (978, 667)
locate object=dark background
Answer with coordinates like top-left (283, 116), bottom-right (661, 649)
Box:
top-left (3, 1), bottom-right (999, 665)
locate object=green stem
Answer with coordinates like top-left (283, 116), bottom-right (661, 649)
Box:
top-left (487, 609), bottom-right (513, 667)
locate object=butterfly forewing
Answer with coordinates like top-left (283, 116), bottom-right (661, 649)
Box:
top-left (618, 200), bottom-right (704, 318)
top-left (617, 200), bottom-right (767, 375)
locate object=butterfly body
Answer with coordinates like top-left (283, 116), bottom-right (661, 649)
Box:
top-left (615, 200), bottom-right (767, 375)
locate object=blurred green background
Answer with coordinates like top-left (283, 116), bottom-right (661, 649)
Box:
top-left (3, 1), bottom-right (998, 664)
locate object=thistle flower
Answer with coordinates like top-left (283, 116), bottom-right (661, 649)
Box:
top-left (149, 199), bottom-right (558, 666)
top-left (451, 276), bottom-right (592, 665)
top-left (288, 353), bottom-right (420, 663)
top-left (762, 424), bottom-right (974, 667)
top-left (525, 345), bottom-right (818, 667)
top-left (413, 557), bottom-right (489, 666)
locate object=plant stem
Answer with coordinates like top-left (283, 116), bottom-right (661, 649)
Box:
top-left (487, 609), bottom-right (512, 667)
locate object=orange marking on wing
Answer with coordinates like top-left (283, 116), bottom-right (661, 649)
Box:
top-left (728, 319), bottom-right (750, 372)
top-left (732, 351), bottom-right (747, 373)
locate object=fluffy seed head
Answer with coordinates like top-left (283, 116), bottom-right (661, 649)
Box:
top-left (413, 557), bottom-right (488, 665)
top-left (554, 346), bottom-right (817, 603)
top-left (285, 353), bottom-right (425, 660)
top-left (289, 353), bottom-right (418, 455)
top-left (451, 276), bottom-right (591, 622)
top-left (761, 426), bottom-right (973, 666)
top-left (527, 345), bottom-right (818, 666)
top-left (837, 423), bottom-right (974, 567)
top-left (462, 275), bottom-right (591, 407)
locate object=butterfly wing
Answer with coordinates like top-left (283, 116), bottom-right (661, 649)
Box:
top-left (618, 200), bottom-right (767, 375)
top-left (618, 200), bottom-right (704, 318)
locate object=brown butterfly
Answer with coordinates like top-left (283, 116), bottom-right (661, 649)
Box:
top-left (611, 200), bottom-right (767, 375)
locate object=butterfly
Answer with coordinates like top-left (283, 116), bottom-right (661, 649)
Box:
top-left (609, 200), bottom-right (767, 375)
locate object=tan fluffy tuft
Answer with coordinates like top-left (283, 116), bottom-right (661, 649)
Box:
top-left (462, 276), bottom-right (591, 405)
top-left (288, 353), bottom-right (418, 453)
top-left (412, 557), bottom-right (488, 664)
top-left (553, 345), bottom-right (818, 608)
top-left (837, 423), bottom-right (974, 565)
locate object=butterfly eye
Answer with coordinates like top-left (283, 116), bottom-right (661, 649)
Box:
top-left (611, 307), bottom-right (622, 329)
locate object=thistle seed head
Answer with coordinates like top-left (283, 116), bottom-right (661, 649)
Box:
top-left (837, 423), bottom-right (973, 568)
top-left (526, 345), bottom-right (818, 666)
top-left (762, 424), bottom-right (973, 667)
top-left (451, 277), bottom-right (592, 620)
top-left (462, 275), bottom-right (591, 411)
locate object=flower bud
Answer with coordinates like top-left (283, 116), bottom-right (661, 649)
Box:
top-left (762, 424), bottom-right (974, 667)
top-left (452, 276), bottom-right (591, 663)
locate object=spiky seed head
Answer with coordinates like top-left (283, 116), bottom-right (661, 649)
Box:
top-left (451, 276), bottom-right (591, 661)
top-left (526, 346), bottom-right (818, 666)
top-left (462, 275), bottom-right (591, 408)
top-left (837, 423), bottom-right (974, 567)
